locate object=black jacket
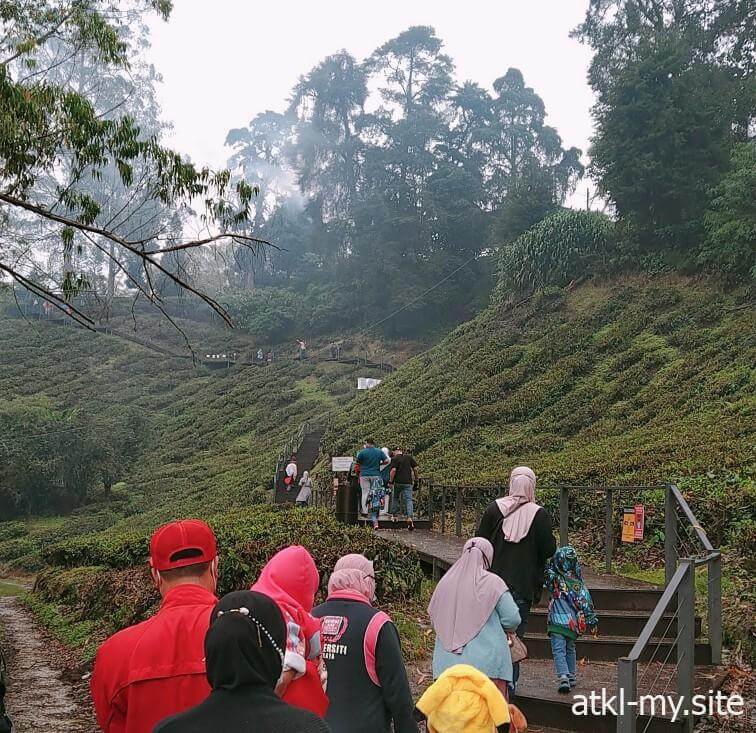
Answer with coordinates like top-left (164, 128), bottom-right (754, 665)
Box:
top-left (312, 597), bottom-right (417, 733)
top-left (477, 504), bottom-right (556, 603)
top-left (154, 687), bottom-right (328, 733)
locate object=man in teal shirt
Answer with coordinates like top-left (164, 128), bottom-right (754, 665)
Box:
top-left (355, 438), bottom-right (388, 528)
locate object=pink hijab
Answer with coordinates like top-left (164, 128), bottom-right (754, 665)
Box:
top-left (327, 553), bottom-right (376, 603)
top-left (495, 466), bottom-right (541, 543)
top-left (427, 537), bottom-right (508, 653)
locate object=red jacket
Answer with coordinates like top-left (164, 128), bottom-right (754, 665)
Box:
top-left (90, 585), bottom-right (216, 733)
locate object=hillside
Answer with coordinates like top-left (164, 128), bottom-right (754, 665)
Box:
top-left (326, 277), bottom-right (754, 490)
top-left (0, 311), bottom-right (381, 570)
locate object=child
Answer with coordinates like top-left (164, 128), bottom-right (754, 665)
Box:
top-left (544, 546), bottom-right (598, 694)
top-left (414, 664), bottom-right (528, 733)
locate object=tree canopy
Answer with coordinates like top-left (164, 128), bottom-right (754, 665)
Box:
top-left (224, 26), bottom-right (584, 334)
top-left (1, 0), bottom-right (266, 327)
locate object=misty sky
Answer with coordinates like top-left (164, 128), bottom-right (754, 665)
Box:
top-left (147, 0), bottom-right (597, 204)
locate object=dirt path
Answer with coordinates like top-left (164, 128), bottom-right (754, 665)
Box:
top-left (0, 596), bottom-right (96, 733)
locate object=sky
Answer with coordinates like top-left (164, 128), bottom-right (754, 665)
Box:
top-left (147, 0), bottom-right (597, 205)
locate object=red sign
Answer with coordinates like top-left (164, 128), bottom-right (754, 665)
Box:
top-left (634, 505), bottom-right (645, 541)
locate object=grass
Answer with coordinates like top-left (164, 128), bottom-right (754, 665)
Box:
top-left (0, 580), bottom-right (24, 597)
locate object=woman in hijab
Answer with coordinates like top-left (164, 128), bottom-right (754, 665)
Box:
top-left (251, 546), bottom-right (329, 717)
top-left (312, 554), bottom-right (417, 733)
top-left (153, 590), bottom-right (329, 733)
top-left (476, 466), bottom-right (556, 692)
top-left (428, 538), bottom-right (520, 698)
top-left (296, 471), bottom-right (313, 507)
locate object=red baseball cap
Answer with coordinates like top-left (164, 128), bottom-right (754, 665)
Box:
top-left (149, 519), bottom-right (217, 572)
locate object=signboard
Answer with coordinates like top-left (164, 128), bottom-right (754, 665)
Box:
top-left (621, 507), bottom-right (636, 543)
top-left (634, 504), bottom-right (645, 541)
top-left (357, 377), bottom-right (382, 390)
top-left (331, 456), bottom-right (354, 472)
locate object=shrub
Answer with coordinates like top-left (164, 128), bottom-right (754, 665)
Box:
top-left (495, 210), bottom-right (615, 300)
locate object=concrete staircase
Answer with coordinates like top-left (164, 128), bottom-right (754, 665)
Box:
top-left (273, 426), bottom-right (324, 504)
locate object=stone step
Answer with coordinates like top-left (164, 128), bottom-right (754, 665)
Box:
top-left (528, 607), bottom-right (702, 639)
top-left (523, 633), bottom-right (712, 665)
top-left (515, 659), bottom-right (726, 733)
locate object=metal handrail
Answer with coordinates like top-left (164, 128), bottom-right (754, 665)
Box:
top-left (617, 558), bottom-right (697, 733)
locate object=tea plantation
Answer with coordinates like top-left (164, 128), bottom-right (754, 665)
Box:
top-left (0, 274), bottom-right (754, 659)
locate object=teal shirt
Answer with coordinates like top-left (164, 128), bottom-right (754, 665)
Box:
top-left (432, 591), bottom-right (521, 682)
top-left (355, 446), bottom-right (385, 477)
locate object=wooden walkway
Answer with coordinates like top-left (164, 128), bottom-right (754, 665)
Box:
top-left (378, 529), bottom-right (657, 590)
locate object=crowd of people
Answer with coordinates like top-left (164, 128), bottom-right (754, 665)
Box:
top-left (86, 465), bottom-right (596, 733)
top-left (354, 439), bottom-right (420, 529)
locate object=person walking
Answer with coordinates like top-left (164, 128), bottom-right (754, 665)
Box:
top-left (257, 348), bottom-right (264, 363)
top-left (476, 466), bottom-right (556, 693)
top-left (428, 538), bottom-right (520, 697)
top-left (544, 546), bottom-right (598, 694)
top-left (389, 448), bottom-right (419, 530)
top-left (152, 590), bottom-right (329, 733)
top-left (312, 554), bottom-right (417, 733)
top-left (296, 471), bottom-right (313, 507)
top-left (284, 455), bottom-right (298, 493)
top-left (251, 546), bottom-right (328, 718)
top-left (90, 519), bottom-right (219, 733)
top-left (355, 439), bottom-right (387, 529)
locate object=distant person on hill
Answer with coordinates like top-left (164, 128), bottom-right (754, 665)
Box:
top-left (428, 538), bottom-right (520, 698)
top-left (90, 519), bottom-right (219, 733)
top-left (312, 554), bottom-right (417, 733)
top-left (389, 448), bottom-right (419, 530)
top-left (297, 340), bottom-right (307, 360)
top-left (152, 590), bottom-right (329, 733)
top-left (257, 348), bottom-right (264, 362)
top-left (355, 438), bottom-right (387, 529)
top-left (544, 546), bottom-right (598, 694)
top-left (251, 547), bottom-right (328, 718)
top-left (296, 471), bottom-right (313, 507)
top-left (266, 350), bottom-right (273, 364)
top-left (476, 466), bottom-right (556, 694)
top-left (285, 454), bottom-right (298, 492)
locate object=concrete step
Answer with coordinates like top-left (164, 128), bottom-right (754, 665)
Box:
top-left (523, 633), bottom-right (712, 665)
top-left (515, 659), bottom-right (726, 733)
top-left (528, 607), bottom-right (702, 639)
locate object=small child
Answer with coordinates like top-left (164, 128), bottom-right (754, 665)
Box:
top-left (544, 546), bottom-right (598, 694)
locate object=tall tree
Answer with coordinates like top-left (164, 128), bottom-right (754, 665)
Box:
top-left (574, 0), bottom-right (755, 249)
top-left (0, 0), bottom-right (265, 327)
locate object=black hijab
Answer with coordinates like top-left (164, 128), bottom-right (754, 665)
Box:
top-left (206, 590), bottom-right (285, 691)
top-left (153, 591), bottom-right (329, 733)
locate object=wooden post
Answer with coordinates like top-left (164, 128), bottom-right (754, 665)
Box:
top-left (559, 486), bottom-right (569, 547)
top-left (605, 487), bottom-right (614, 574)
top-left (441, 487), bottom-right (447, 534)
top-left (455, 488), bottom-right (462, 537)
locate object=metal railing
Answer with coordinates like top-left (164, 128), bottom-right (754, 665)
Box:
top-left (414, 480), bottom-right (721, 674)
top-left (664, 484), bottom-right (722, 665)
top-left (617, 558), bottom-right (697, 733)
